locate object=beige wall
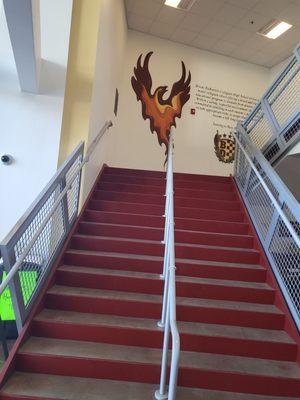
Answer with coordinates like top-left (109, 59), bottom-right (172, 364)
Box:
top-left (111, 30), bottom-right (270, 176)
top-left (58, 0), bottom-right (128, 203)
top-left (58, 0), bottom-right (102, 165)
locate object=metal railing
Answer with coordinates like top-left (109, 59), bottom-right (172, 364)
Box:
top-left (243, 42), bottom-right (300, 164)
top-left (155, 129), bottom-right (180, 400)
top-left (0, 252), bottom-right (9, 361)
top-left (0, 121), bottom-right (113, 339)
top-left (234, 123), bottom-right (300, 330)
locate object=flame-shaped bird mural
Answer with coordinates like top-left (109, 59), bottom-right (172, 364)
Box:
top-left (131, 52), bottom-right (191, 158)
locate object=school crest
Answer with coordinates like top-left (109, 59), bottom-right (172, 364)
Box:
top-left (214, 131), bottom-right (235, 164)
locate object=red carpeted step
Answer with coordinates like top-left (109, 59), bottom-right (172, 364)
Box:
top-left (63, 250), bottom-right (266, 282)
top-left (101, 173), bottom-right (233, 192)
top-left (104, 166), bottom-right (232, 184)
top-left (32, 309), bottom-right (297, 361)
top-left (98, 181), bottom-right (237, 200)
top-left (14, 337), bottom-right (300, 397)
top-left (77, 221), bottom-right (254, 248)
top-left (88, 200), bottom-right (244, 222)
top-left (55, 265), bottom-right (275, 304)
top-left (93, 190), bottom-right (241, 211)
top-left (1, 372), bottom-right (298, 400)
top-left (83, 210), bottom-right (250, 235)
top-left (45, 285), bottom-right (284, 330)
top-left (69, 234), bottom-right (260, 264)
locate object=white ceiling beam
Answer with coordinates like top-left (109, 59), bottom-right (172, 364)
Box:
top-left (3, 0), bottom-right (41, 93)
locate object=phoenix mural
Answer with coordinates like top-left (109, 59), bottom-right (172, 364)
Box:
top-left (131, 52), bottom-right (191, 159)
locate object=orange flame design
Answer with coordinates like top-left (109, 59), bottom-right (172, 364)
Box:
top-left (131, 52), bottom-right (191, 158)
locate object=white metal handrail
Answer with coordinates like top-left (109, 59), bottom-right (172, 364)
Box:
top-left (0, 121), bottom-right (113, 330)
top-left (155, 129), bottom-right (180, 400)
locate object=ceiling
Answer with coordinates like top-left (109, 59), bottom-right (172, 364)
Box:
top-left (125, 0), bottom-right (300, 67)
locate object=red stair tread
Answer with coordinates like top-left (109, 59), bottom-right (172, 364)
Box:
top-left (64, 248), bottom-right (265, 270)
top-left (58, 265), bottom-right (272, 291)
top-left (78, 221), bottom-right (254, 248)
top-left (35, 309), bottom-right (294, 345)
top-left (105, 166), bottom-right (232, 183)
top-left (46, 285), bottom-right (282, 315)
top-left (93, 189), bottom-right (241, 211)
top-left (3, 372), bottom-right (296, 400)
top-left (18, 337), bottom-right (300, 380)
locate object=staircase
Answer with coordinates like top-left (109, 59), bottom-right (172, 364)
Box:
top-left (1, 166), bottom-right (300, 399)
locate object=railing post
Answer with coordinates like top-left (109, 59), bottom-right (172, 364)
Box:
top-left (294, 43), bottom-right (300, 64)
top-left (0, 316), bottom-right (8, 360)
top-left (155, 278), bottom-right (170, 400)
top-left (60, 176), bottom-right (71, 234)
top-left (0, 245), bottom-right (25, 333)
top-left (260, 96), bottom-right (281, 135)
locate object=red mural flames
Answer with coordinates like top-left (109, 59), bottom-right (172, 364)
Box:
top-left (131, 52), bottom-right (191, 158)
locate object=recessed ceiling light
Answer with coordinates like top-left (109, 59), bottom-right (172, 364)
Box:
top-left (165, 0), bottom-right (181, 7)
top-left (164, 0), bottom-right (197, 10)
top-left (258, 19), bottom-right (292, 39)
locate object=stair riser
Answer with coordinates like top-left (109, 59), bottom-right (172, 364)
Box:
top-left (101, 174), bottom-right (233, 192)
top-left (55, 270), bottom-right (274, 304)
top-left (177, 369), bottom-right (300, 397)
top-left (64, 252), bottom-right (266, 282)
top-left (78, 222), bottom-right (254, 249)
top-left (89, 200), bottom-right (244, 223)
top-left (15, 354), bottom-right (300, 397)
top-left (31, 320), bottom-right (297, 361)
top-left (31, 320), bottom-right (163, 350)
top-left (45, 294), bottom-right (284, 330)
top-left (64, 252), bottom-right (163, 274)
top-left (177, 304), bottom-right (284, 330)
top-left (98, 182), bottom-right (237, 200)
top-left (83, 210), bottom-right (249, 235)
top-left (94, 191), bottom-right (241, 211)
top-left (45, 294), bottom-right (161, 319)
top-left (70, 236), bottom-right (260, 264)
top-left (16, 354), bottom-right (161, 385)
top-left (104, 168), bottom-right (232, 184)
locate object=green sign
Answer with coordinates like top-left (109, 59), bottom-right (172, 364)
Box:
top-left (0, 271), bottom-right (37, 320)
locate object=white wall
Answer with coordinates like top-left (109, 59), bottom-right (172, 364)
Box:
top-left (110, 30), bottom-right (270, 176)
top-left (0, 0), bottom-right (72, 240)
top-left (82, 0), bottom-right (127, 201)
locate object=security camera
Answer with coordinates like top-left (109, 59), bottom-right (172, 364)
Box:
top-left (1, 155), bottom-right (13, 165)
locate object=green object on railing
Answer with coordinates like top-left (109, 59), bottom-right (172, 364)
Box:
top-left (0, 272), bottom-right (37, 320)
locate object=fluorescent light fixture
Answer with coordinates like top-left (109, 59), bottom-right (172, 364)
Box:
top-left (258, 20), bottom-right (292, 39)
top-left (165, 0), bottom-right (181, 7)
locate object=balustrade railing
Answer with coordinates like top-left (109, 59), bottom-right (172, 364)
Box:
top-left (234, 124), bottom-right (300, 330)
top-left (155, 129), bottom-right (180, 400)
top-left (0, 121), bottom-right (113, 341)
top-left (243, 42), bottom-right (300, 164)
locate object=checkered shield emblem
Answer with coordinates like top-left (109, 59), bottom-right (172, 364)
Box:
top-left (214, 132), bottom-right (235, 164)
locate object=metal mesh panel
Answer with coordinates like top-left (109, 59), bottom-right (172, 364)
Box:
top-left (264, 143), bottom-right (280, 162)
top-left (283, 119), bottom-right (300, 143)
top-left (234, 145), bottom-right (249, 190)
top-left (268, 203), bottom-right (300, 322)
top-left (65, 155), bottom-right (82, 224)
top-left (245, 169), bottom-right (275, 239)
top-left (234, 136), bottom-right (300, 329)
top-left (1, 143), bottom-right (84, 323)
top-left (13, 185), bottom-right (65, 308)
top-left (245, 106), bottom-right (273, 150)
top-left (268, 61), bottom-right (300, 127)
